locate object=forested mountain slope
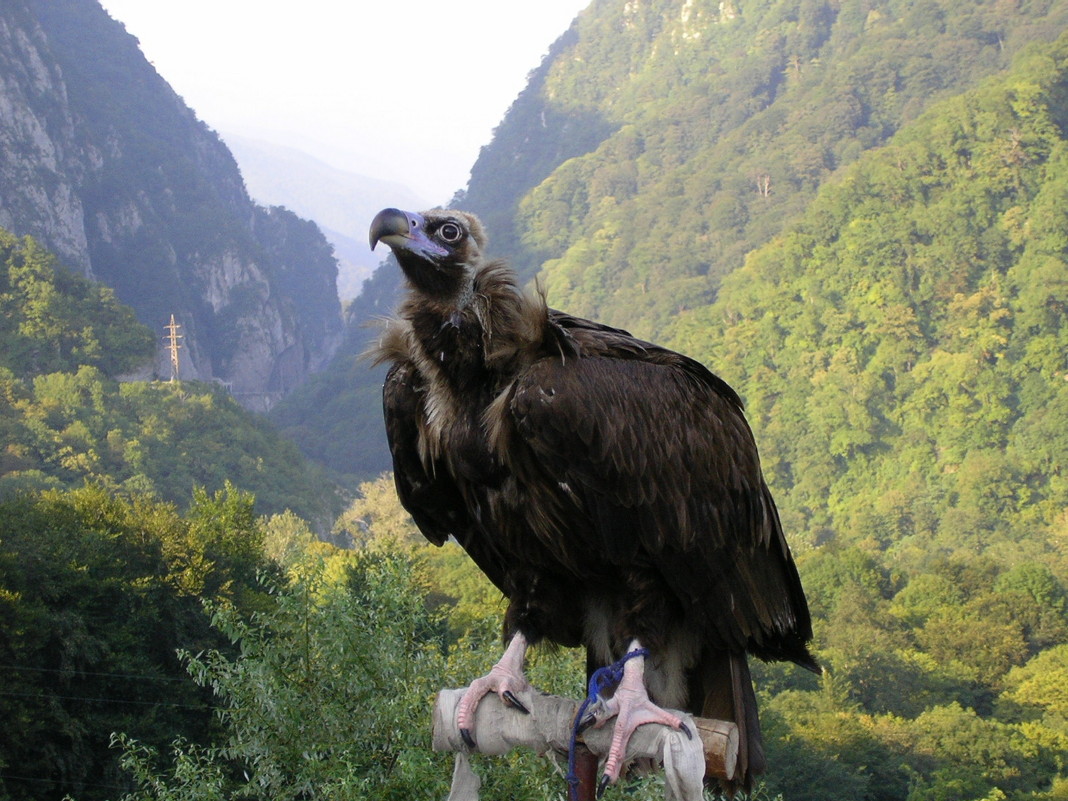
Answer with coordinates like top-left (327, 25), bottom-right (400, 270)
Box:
top-left (277, 0), bottom-right (1068, 483)
top-left (690, 37), bottom-right (1068, 801)
top-left (0, 228), bottom-right (337, 523)
top-left (0, 0), bottom-right (344, 410)
top-left (504, 0), bottom-right (1068, 336)
top-left (673, 33), bottom-right (1068, 563)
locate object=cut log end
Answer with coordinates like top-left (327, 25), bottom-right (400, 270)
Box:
top-left (695, 718), bottom-right (739, 782)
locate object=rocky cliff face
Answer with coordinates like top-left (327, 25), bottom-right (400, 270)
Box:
top-left (0, 2), bottom-right (92, 274)
top-left (0, 0), bottom-right (343, 410)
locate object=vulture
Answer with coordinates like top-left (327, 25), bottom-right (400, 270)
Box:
top-left (368, 207), bottom-right (818, 793)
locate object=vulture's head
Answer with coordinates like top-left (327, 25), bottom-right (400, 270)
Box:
top-left (369, 207), bottom-right (488, 301)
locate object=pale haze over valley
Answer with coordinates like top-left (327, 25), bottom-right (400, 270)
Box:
top-left (97, 0), bottom-right (590, 204)
top-left (97, 0), bottom-right (589, 298)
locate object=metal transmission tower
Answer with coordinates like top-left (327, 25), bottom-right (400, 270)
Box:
top-left (164, 314), bottom-right (183, 382)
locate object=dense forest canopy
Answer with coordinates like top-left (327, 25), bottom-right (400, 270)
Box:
top-left (0, 228), bottom-right (154, 379)
top-left (671, 34), bottom-right (1068, 559)
top-left (0, 483), bottom-right (280, 801)
top-left (501, 0), bottom-right (1068, 334)
top-left (0, 227), bottom-right (338, 522)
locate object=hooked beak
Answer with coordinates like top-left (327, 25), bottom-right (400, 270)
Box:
top-left (369, 207), bottom-right (451, 267)
top-left (369, 207), bottom-right (419, 250)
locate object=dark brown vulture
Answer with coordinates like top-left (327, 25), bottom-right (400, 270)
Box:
top-left (368, 207), bottom-right (818, 793)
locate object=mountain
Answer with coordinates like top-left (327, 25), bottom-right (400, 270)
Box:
top-left (275, 0), bottom-right (1068, 483)
top-left (682, 32), bottom-right (1068, 557)
top-left (0, 0), bottom-right (344, 411)
top-left (478, 0), bottom-right (1068, 334)
top-left (0, 226), bottom-right (338, 524)
top-left (223, 134), bottom-right (429, 301)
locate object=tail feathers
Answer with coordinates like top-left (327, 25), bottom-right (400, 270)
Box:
top-left (697, 651), bottom-right (764, 795)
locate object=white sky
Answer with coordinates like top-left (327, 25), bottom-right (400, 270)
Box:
top-left (97, 0), bottom-right (590, 204)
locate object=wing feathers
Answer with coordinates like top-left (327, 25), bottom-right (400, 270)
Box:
top-left (507, 352), bottom-right (814, 662)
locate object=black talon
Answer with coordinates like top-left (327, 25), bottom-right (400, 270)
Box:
top-left (578, 713), bottom-right (597, 733)
top-left (679, 721), bottom-right (693, 740)
top-left (597, 774), bottom-right (611, 798)
top-left (460, 727), bottom-right (477, 750)
top-left (502, 690), bottom-right (530, 714)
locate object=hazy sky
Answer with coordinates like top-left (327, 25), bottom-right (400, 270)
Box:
top-left (97, 0), bottom-right (590, 205)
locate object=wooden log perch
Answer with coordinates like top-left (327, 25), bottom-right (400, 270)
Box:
top-left (433, 686), bottom-right (738, 801)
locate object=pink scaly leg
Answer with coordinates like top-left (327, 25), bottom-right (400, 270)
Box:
top-left (456, 632), bottom-right (532, 748)
top-left (593, 640), bottom-right (687, 790)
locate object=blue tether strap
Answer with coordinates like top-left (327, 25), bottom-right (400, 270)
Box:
top-left (565, 647), bottom-right (649, 801)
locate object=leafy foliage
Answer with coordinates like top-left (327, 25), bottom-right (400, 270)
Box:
top-left (0, 367), bottom-right (337, 523)
top-left (0, 227), bottom-right (154, 377)
top-left (0, 227), bottom-right (338, 522)
top-left (110, 483), bottom-right (646, 801)
top-left (0, 484), bottom-right (279, 801)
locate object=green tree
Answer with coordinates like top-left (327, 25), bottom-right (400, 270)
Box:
top-left (0, 228), bottom-right (154, 378)
top-left (0, 485), bottom-right (273, 801)
top-left (114, 553), bottom-right (459, 801)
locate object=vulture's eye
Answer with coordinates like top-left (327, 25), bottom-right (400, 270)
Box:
top-left (438, 222), bottom-right (464, 244)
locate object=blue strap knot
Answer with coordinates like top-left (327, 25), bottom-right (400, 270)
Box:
top-left (565, 647), bottom-right (649, 801)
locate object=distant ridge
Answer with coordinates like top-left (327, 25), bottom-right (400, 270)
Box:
top-left (223, 133), bottom-right (429, 300)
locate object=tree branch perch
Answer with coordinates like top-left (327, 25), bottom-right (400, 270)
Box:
top-left (432, 687), bottom-right (738, 800)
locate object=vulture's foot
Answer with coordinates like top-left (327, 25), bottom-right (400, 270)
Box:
top-left (587, 642), bottom-right (690, 792)
top-left (456, 632), bottom-right (531, 748)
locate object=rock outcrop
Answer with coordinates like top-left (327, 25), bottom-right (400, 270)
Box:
top-left (0, 0), bottom-right (343, 410)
